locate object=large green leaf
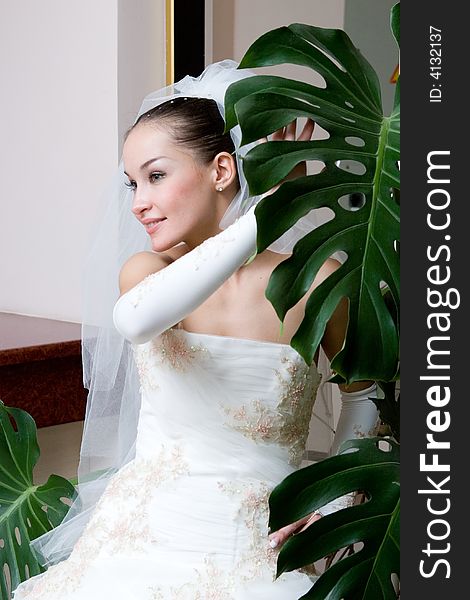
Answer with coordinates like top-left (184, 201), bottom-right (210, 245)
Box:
top-left (268, 438), bottom-right (400, 599)
top-left (0, 401), bottom-right (77, 597)
top-left (225, 16), bottom-right (400, 383)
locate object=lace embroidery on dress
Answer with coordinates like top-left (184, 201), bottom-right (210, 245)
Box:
top-left (217, 480), bottom-right (319, 581)
top-left (147, 480), bottom-right (277, 599)
top-left (133, 343), bottom-right (161, 391)
top-left (148, 557), bottom-right (236, 600)
top-left (19, 445), bottom-right (189, 600)
top-left (133, 329), bottom-right (207, 390)
top-left (158, 329), bottom-right (207, 370)
top-left (223, 354), bottom-right (321, 466)
top-left (353, 420), bottom-right (380, 439)
top-left (217, 479), bottom-right (278, 581)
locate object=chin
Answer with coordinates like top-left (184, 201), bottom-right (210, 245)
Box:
top-left (150, 235), bottom-right (178, 254)
top-left (150, 240), bottom-right (168, 253)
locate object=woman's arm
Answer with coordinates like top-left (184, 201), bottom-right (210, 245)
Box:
top-left (113, 207), bottom-right (257, 344)
top-left (319, 288), bottom-right (379, 458)
top-left (268, 262), bottom-right (380, 547)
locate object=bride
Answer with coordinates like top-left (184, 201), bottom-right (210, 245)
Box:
top-left (12, 60), bottom-right (379, 599)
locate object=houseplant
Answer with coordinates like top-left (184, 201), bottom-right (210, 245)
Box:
top-left (224, 3), bottom-right (400, 598)
top-left (0, 401), bottom-right (76, 598)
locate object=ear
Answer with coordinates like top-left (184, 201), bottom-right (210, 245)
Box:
top-left (212, 152), bottom-right (237, 190)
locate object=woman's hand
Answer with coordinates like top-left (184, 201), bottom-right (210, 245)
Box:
top-left (271, 117), bottom-right (315, 181)
top-left (268, 509), bottom-right (322, 549)
top-left (260, 118), bottom-right (315, 197)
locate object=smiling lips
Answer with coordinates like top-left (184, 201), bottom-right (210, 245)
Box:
top-left (143, 218), bottom-right (166, 234)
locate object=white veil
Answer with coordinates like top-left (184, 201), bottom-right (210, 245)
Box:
top-left (30, 59), bottom-right (333, 567)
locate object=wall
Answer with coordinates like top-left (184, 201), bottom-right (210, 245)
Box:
top-left (344, 0), bottom-right (398, 115)
top-left (118, 0), bottom-right (167, 153)
top-left (0, 0), bottom-right (166, 322)
top-left (213, 0), bottom-right (345, 83)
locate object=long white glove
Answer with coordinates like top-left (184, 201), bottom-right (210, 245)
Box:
top-left (330, 383), bottom-right (380, 455)
top-left (112, 207), bottom-right (257, 344)
top-left (319, 382), bottom-right (380, 516)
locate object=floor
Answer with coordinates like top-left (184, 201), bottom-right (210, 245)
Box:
top-left (34, 420), bottom-right (83, 485)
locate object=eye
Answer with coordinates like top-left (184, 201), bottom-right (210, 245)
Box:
top-left (150, 172), bottom-right (164, 182)
top-left (124, 180), bottom-right (136, 190)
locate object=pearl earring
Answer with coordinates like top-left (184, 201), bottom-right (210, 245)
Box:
top-left (217, 187), bottom-right (223, 192)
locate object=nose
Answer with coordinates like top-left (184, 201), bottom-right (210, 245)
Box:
top-left (131, 186), bottom-right (152, 218)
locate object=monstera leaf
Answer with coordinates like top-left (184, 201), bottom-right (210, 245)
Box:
top-left (225, 3), bottom-right (400, 383)
top-left (0, 401), bottom-right (77, 597)
top-left (269, 438), bottom-right (400, 599)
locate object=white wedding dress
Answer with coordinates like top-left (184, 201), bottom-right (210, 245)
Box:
top-left (13, 328), bottom-right (323, 599)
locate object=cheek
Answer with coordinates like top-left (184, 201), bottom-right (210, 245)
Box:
top-left (176, 177), bottom-right (198, 197)
top-left (166, 173), bottom-right (209, 212)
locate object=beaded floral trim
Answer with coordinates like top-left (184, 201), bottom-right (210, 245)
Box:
top-left (132, 329), bottom-right (207, 391)
top-left (216, 479), bottom-right (319, 582)
top-left (223, 354), bottom-right (321, 466)
top-left (147, 479), bottom-right (276, 599)
top-left (148, 556), bottom-right (236, 599)
top-left (353, 421), bottom-right (380, 439)
top-left (127, 270), bottom-right (168, 308)
top-left (18, 445), bottom-right (189, 599)
top-left (217, 479), bottom-right (278, 580)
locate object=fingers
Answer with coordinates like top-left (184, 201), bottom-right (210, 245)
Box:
top-left (268, 521), bottom-right (302, 549)
top-left (268, 511), bottom-right (322, 549)
top-left (269, 118), bottom-right (315, 143)
top-left (271, 120), bottom-right (296, 141)
top-left (298, 118), bottom-right (315, 141)
top-left (284, 120), bottom-right (297, 140)
top-left (271, 126), bottom-right (286, 142)
top-left (297, 511), bottom-right (322, 532)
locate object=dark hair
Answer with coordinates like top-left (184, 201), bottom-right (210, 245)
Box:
top-left (128, 97), bottom-right (236, 165)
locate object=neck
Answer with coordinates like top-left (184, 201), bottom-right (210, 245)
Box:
top-left (183, 223), bottom-right (223, 250)
top-left (183, 187), bottom-right (238, 250)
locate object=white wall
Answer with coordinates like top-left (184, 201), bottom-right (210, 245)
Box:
top-left (214, 0), bottom-right (344, 61)
top-left (213, 0), bottom-right (345, 88)
top-left (0, 0), bottom-right (166, 323)
top-left (118, 0), bottom-right (167, 153)
top-left (344, 0), bottom-right (398, 115)
top-left (0, 1), bottom-right (117, 322)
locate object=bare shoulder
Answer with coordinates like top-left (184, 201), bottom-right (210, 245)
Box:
top-left (118, 244), bottom-right (189, 295)
top-left (118, 251), bottom-right (169, 295)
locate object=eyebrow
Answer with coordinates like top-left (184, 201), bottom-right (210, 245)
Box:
top-left (124, 156), bottom-right (168, 177)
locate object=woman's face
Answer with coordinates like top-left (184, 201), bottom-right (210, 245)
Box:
top-left (123, 123), bottom-right (220, 252)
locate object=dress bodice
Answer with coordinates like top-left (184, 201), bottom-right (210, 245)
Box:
top-left (132, 328), bottom-right (322, 472)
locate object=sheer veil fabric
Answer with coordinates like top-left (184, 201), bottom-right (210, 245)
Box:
top-left (30, 60), bottom-right (334, 567)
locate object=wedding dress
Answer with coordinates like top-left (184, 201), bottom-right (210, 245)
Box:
top-left (12, 327), bottom-right (324, 599)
